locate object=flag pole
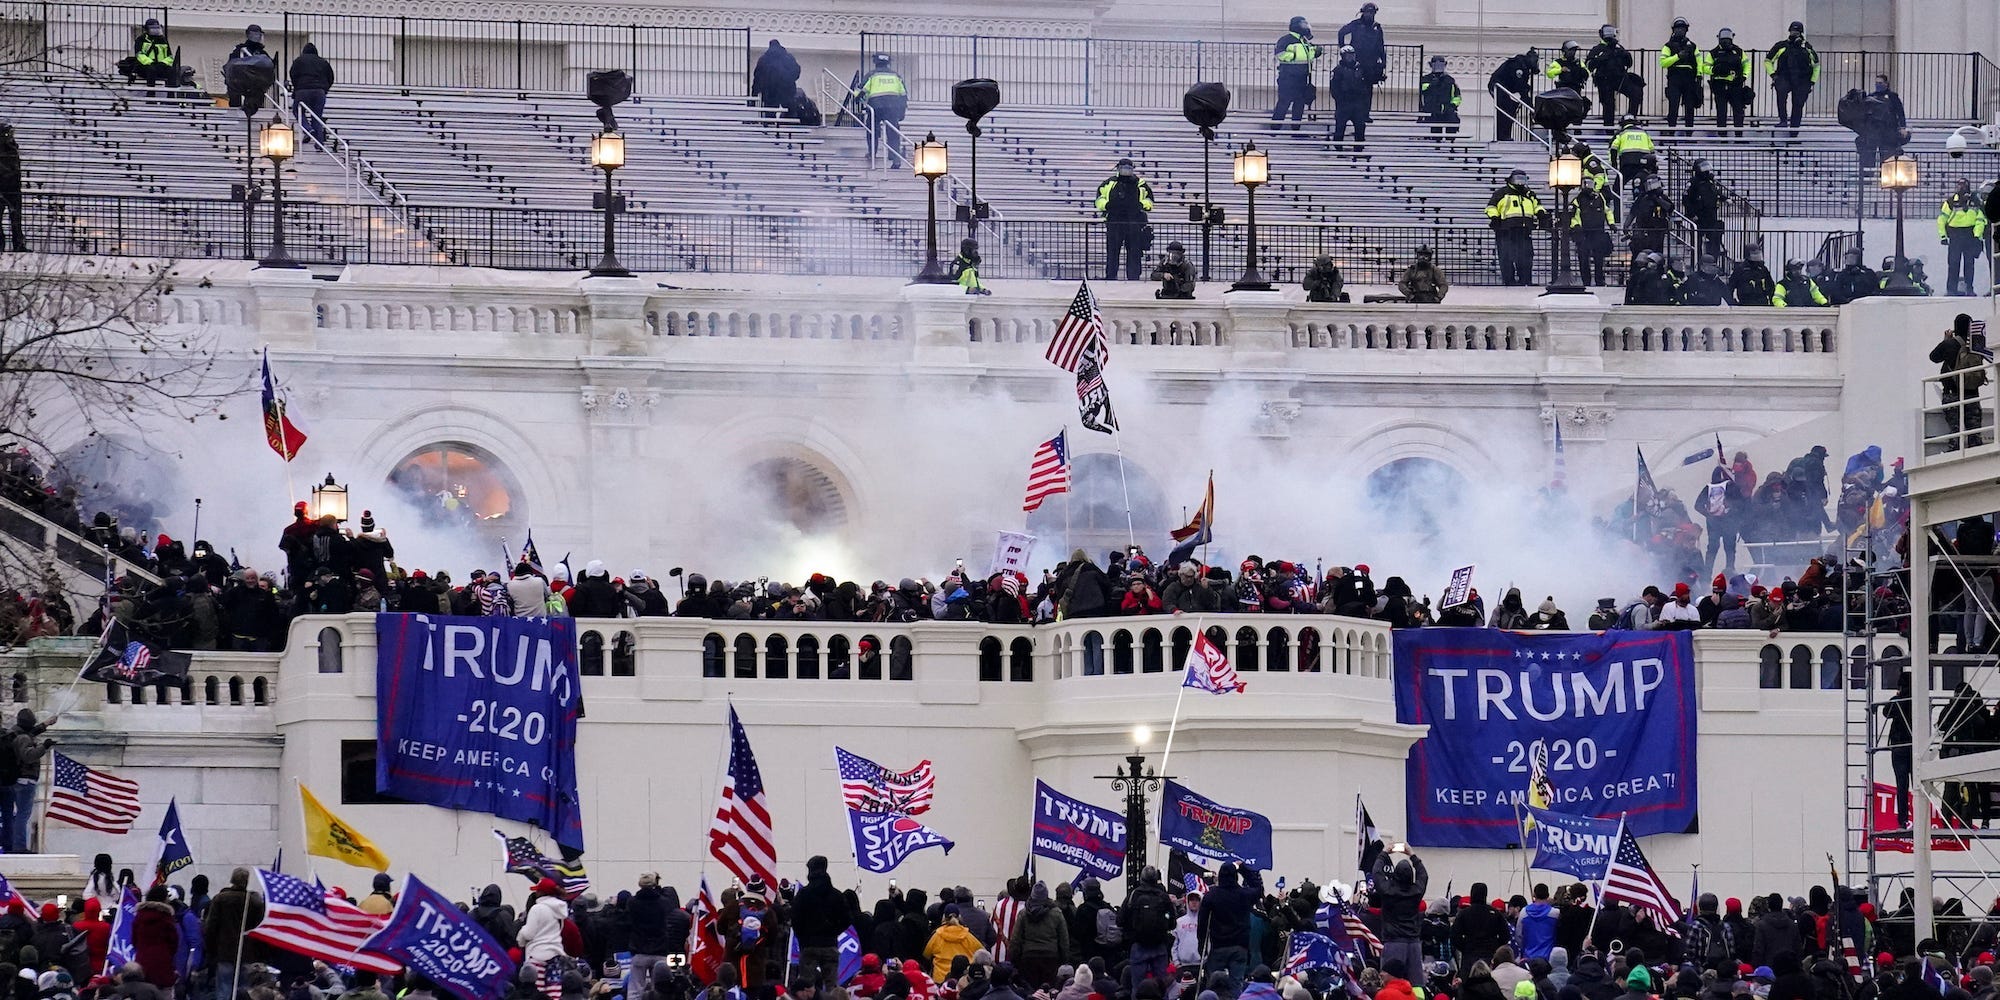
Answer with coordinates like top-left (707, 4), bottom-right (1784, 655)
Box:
top-left (1583, 813), bottom-right (1627, 950)
top-left (1153, 617), bottom-right (1198, 860)
top-left (1111, 429), bottom-right (1137, 551)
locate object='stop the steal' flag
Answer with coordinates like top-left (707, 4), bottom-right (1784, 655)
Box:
top-left (1182, 632), bottom-right (1245, 694)
top-left (374, 615), bottom-right (585, 850)
top-left (1392, 629), bottom-right (1697, 849)
top-left (847, 811), bottom-right (955, 873)
top-left (1158, 780), bottom-right (1274, 870)
top-left (1522, 806), bottom-right (1623, 882)
top-left (361, 875), bottom-right (516, 1000)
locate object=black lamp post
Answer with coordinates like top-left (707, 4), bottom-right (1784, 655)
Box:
top-left (1543, 152), bottom-right (1586, 294)
top-left (912, 132), bottom-right (952, 283)
top-left (1231, 142), bottom-right (1272, 290)
top-left (1879, 153), bottom-right (1921, 295)
top-left (589, 130), bottom-right (631, 278)
top-left (256, 120), bottom-right (303, 269)
top-left (1095, 725), bottom-right (1169, 893)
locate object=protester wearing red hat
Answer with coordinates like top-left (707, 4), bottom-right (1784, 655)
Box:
top-left (1653, 582), bottom-right (1702, 630)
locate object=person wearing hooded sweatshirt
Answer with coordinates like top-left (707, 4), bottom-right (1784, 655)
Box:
top-left (1011, 883), bottom-right (1069, 990)
top-left (794, 859), bottom-right (849, 987)
top-left (519, 880), bottom-right (570, 968)
top-left (72, 899), bottom-right (110, 979)
top-left (1120, 867), bottom-right (1177, 991)
top-left (852, 955), bottom-right (887, 999)
top-left (1622, 969), bottom-right (1656, 1000)
top-left (200, 868), bottom-right (264, 1000)
top-left (1453, 885), bottom-right (1510, 968)
top-left (1069, 880), bottom-right (1111, 967)
top-left (1567, 955), bottom-right (1618, 1000)
top-left (920, 912), bottom-right (984, 988)
top-left (1199, 863), bottom-right (1262, 987)
top-left (473, 885), bottom-right (519, 949)
top-left (1547, 949), bottom-right (1572, 991)
top-left (1489, 590), bottom-right (1530, 630)
top-left (954, 889), bottom-right (996, 952)
top-left (1378, 961), bottom-right (1420, 1000)
top-left (866, 900), bottom-right (900, 964)
top-left (1053, 963), bottom-right (1096, 1000)
top-left (1520, 886), bottom-right (1558, 961)
top-left (131, 888), bottom-right (177, 989)
top-left (1752, 895), bottom-right (1797, 968)
top-left (1369, 844), bottom-right (1427, 976)
top-left (627, 874), bottom-right (680, 999)
top-left (167, 888), bottom-right (202, 991)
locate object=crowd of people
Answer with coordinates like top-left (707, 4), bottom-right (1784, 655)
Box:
top-left (1, 842), bottom-right (1991, 1000)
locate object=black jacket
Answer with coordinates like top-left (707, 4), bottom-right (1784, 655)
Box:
top-left (1197, 865), bottom-right (1263, 950)
top-left (1585, 41), bottom-right (1633, 88)
top-left (1489, 54), bottom-right (1537, 99)
top-left (790, 872), bottom-right (848, 948)
top-left (1329, 60), bottom-right (1372, 103)
top-left (752, 42), bottom-right (802, 105)
top-left (570, 576), bottom-right (623, 618)
top-left (1368, 852), bottom-right (1428, 941)
top-left (628, 886), bottom-right (688, 955)
top-left (1451, 886), bottom-right (1511, 965)
top-left (1728, 261), bottom-right (1776, 305)
top-left (0, 127), bottom-right (20, 192)
top-left (289, 46), bottom-right (333, 91)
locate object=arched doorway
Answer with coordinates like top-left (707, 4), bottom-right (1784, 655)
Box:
top-left (1364, 457), bottom-right (1469, 540)
top-left (388, 442), bottom-right (524, 531)
top-left (1024, 453), bottom-right (1167, 563)
top-left (740, 457), bottom-right (848, 535)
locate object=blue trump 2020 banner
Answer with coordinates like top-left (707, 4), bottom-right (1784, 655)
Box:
top-left (1525, 806), bottom-right (1623, 881)
top-left (1031, 780), bottom-right (1127, 881)
top-left (1159, 780), bottom-right (1274, 870)
top-left (375, 614), bottom-right (585, 850)
top-left (1394, 629), bottom-right (1697, 849)
top-left (362, 875), bottom-right (517, 1000)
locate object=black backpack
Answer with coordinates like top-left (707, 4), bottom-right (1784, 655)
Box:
top-left (1132, 893), bottom-right (1174, 944)
top-left (0, 734), bottom-right (20, 785)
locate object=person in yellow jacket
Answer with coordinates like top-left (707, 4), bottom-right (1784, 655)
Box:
top-left (1270, 16), bottom-right (1321, 129)
top-left (922, 904), bottom-right (985, 984)
top-left (847, 53), bottom-right (908, 168)
top-left (1659, 18), bottom-right (1703, 132)
top-left (131, 18), bottom-right (175, 92)
top-left (1096, 157), bottom-right (1154, 281)
top-left (1485, 169), bottom-right (1543, 286)
top-left (1707, 28), bottom-right (1753, 134)
top-left (1773, 259), bottom-right (1829, 307)
top-left (1940, 177), bottom-right (1988, 296)
top-left (1609, 117), bottom-right (1655, 189)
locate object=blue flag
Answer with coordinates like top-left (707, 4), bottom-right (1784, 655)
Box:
top-left (1392, 629), bottom-right (1698, 849)
top-left (848, 811), bottom-right (955, 873)
top-left (374, 614), bottom-right (585, 850)
top-left (836, 927), bottom-right (863, 985)
top-left (1159, 780), bottom-right (1275, 870)
top-left (153, 799), bottom-right (193, 883)
top-left (1284, 931), bottom-right (1342, 976)
top-left (361, 875), bottom-right (517, 1000)
top-left (1030, 780), bottom-right (1127, 881)
top-left (1524, 807), bottom-right (1623, 882)
top-left (103, 886), bottom-right (139, 975)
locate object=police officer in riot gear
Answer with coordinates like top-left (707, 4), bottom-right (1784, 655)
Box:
top-left (1270, 17), bottom-right (1321, 129)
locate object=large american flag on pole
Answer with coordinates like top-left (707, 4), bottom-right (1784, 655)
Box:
top-left (1044, 281), bottom-right (1107, 373)
top-left (249, 869), bottom-right (400, 974)
top-left (46, 752), bottom-right (142, 833)
top-left (709, 706), bottom-right (777, 889)
top-left (1600, 819), bottom-right (1680, 929)
top-left (834, 747), bottom-right (935, 815)
top-left (1022, 431), bottom-right (1070, 513)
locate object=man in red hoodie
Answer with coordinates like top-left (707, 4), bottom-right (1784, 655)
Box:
top-left (75, 897), bottom-right (113, 976)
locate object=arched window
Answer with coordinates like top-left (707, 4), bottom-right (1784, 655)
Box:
top-left (316, 627), bottom-right (344, 674)
top-left (204, 676), bottom-right (220, 705)
top-left (1789, 644), bottom-right (1813, 689)
top-left (1112, 630), bottom-right (1135, 675)
top-left (1009, 637), bottom-right (1034, 681)
top-left (228, 676), bottom-right (245, 706)
top-left (1759, 645), bottom-right (1782, 688)
top-left (387, 441), bottom-right (525, 532)
top-left (1266, 628), bottom-right (1291, 672)
top-left (8, 673), bottom-right (23, 703)
top-left (797, 635), bottom-right (821, 679)
top-left (702, 633), bottom-right (726, 678)
top-left (829, 636), bottom-right (853, 679)
top-left (1234, 626), bottom-right (1260, 672)
top-left (739, 457), bottom-right (850, 535)
top-left (1172, 628), bottom-right (1193, 673)
top-left (580, 632), bottom-right (606, 676)
top-left (889, 637), bottom-right (914, 680)
top-left (733, 635), bottom-right (757, 679)
top-left (252, 677), bottom-right (269, 706)
top-left (1141, 629), bottom-right (1164, 673)
top-left (859, 635), bottom-right (883, 680)
top-left (1298, 627), bottom-right (1322, 672)
top-left (765, 635), bottom-right (790, 679)
top-left (612, 631), bottom-right (636, 676)
top-left (1820, 645), bottom-right (1843, 690)
top-left (979, 638), bottom-right (1003, 682)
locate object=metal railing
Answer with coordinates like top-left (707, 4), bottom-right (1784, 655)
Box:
top-left (1615, 47), bottom-right (1996, 123)
top-left (1923, 360), bottom-right (2000, 459)
top-left (0, 1), bottom-right (751, 96)
top-left (23, 191), bottom-right (1853, 285)
top-left (859, 32), bottom-right (1428, 114)
top-left (1650, 146), bottom-right (2000, 220)
top-left (272, 78), bottom-right (438, 259)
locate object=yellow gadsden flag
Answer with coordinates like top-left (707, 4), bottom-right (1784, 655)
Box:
top-left (301, 783), bottom-right (391, 871)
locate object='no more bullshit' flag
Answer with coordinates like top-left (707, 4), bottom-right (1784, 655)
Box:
top-left (1030, 780), bottom-right (1127, 881)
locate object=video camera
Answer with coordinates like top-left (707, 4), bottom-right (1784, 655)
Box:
top-left (1532, 87), bottom-right (1591, 146)
top-left (587, 70), bottom-right (633, 132)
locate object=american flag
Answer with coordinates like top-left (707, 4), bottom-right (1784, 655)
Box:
top-left (1600, 822), bottom-right (1680, 929)
top-left (540, 959), bottom-right (565, 1000)
top-left (494, 831), bottom-right (591, 898)
top-left (1327, 885), bottom-right (1381, 953)
top-left (709, 706), bottom-right (777, 889)
top-left (1022, 431), bottom-right (1070, 513)
top-left (992, 893), bottom-right (1023, 963)
top-left (0, 873), bottom-right (31, 911)
top-left (1182, 632), bottom-right (1246, 694)
top-left (249, 869), bottom-right (399, 974)
top-left (46, 752), bottom-right (142, 833)
top-left (1075, 354), bottom-right (1119, 435)
top-left (1044, 281), bottom-right (1107, 373)
top-left (834, 747), bottom-right (935, 815)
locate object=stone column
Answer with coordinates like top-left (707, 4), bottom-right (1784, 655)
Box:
top-left (577, 379), bottom-right (660, 563)
top-left (1223, 288), bottom-right (1292, 364)
top-left (579, 275), bottom-right (653, 357)
top-left (246, 267), bottom-right (319, 348)
top-left (904, 282), bottom-right (973, 365)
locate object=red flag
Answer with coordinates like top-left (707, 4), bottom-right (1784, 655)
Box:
top-left (687, 876), bottom-right (724, 985)
top-left (261, 348), bottom-right (307, 460)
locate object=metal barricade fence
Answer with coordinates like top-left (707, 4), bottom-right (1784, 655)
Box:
top-left (859, 32), bottom-right (1424, 113)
